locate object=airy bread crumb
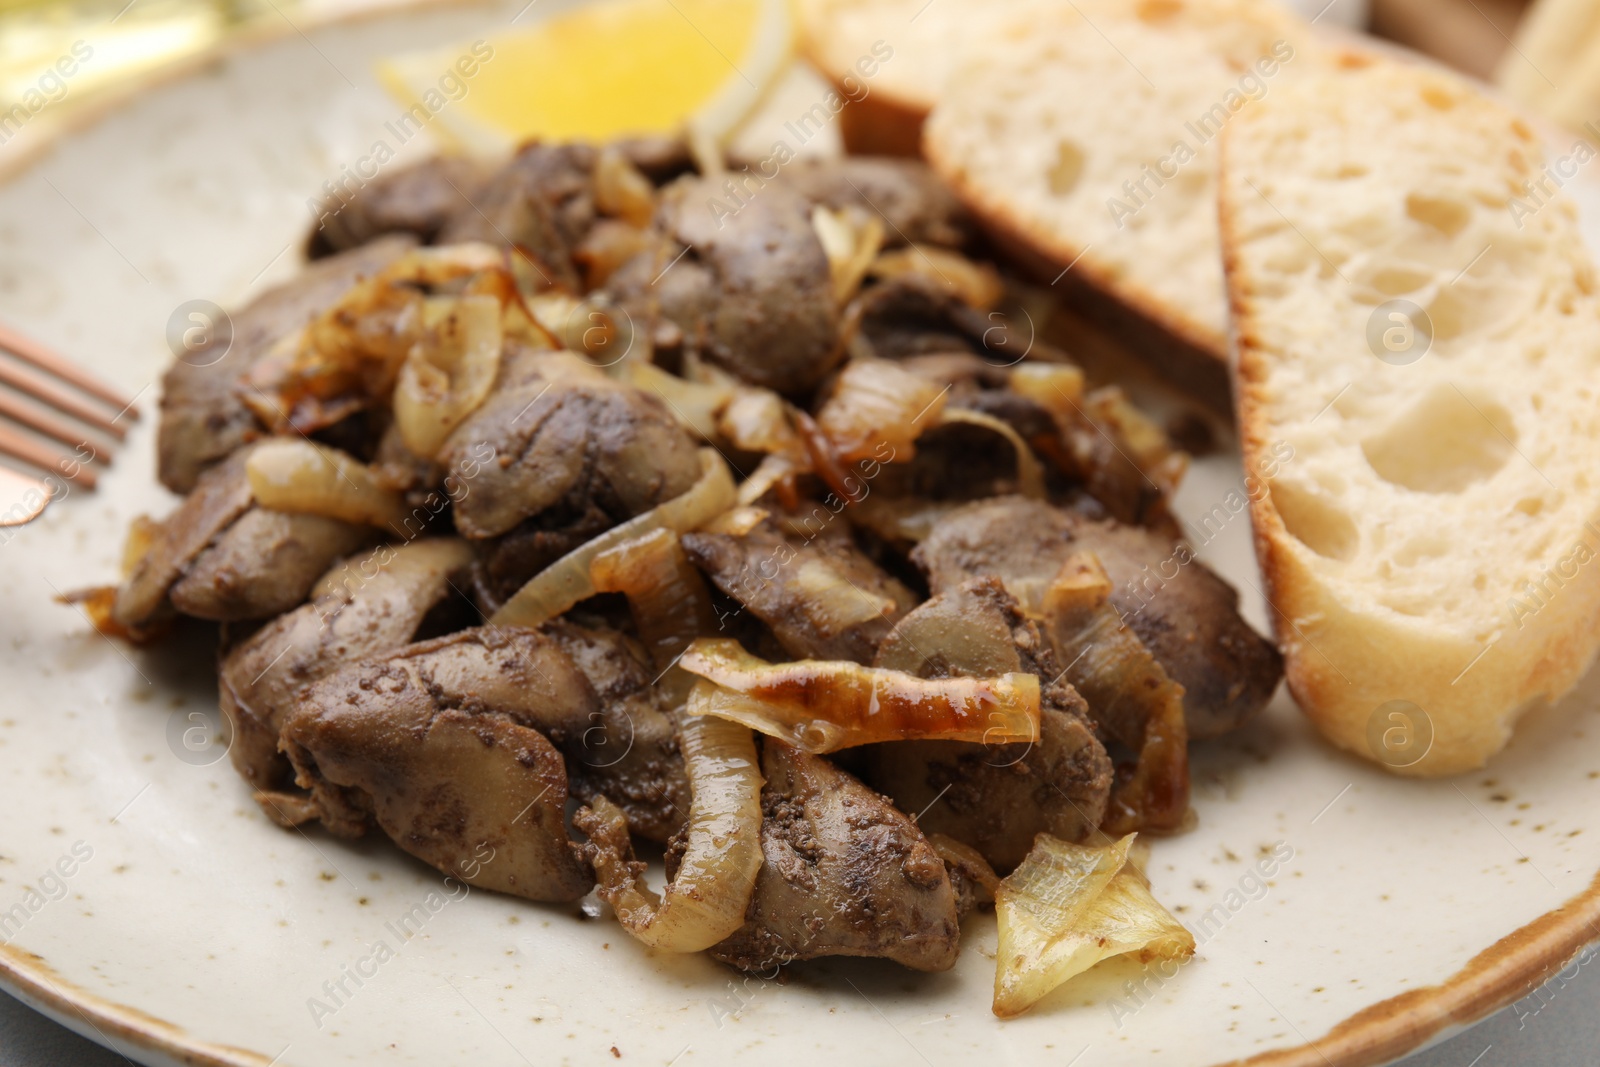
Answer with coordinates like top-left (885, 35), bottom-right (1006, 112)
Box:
top-left (920, 0), bottom-right (1313, 404)
top-left (1222, 54), bottom-right (1600, 775)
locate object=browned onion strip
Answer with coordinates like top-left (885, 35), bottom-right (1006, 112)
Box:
top-left (936, 408), bottom-right (1047, 499)
top-left (593, 147), bottom-right (656, 228)
top-left (928, 833), bottom-right (1001, 904)
top-left (482, 249), bottom-right (562, 349)
top-left (576, 714), bottom-right (763, 952)
top-left (812, 205), bottom-right (886, 305)
top-left (1008, 362), bottom-right (1086, 414)
top-left (735, 453), bottom-right (802, 507)
top-left (869, 244), bottom-right (1005, 311)
top-left (680, 639), bottom-right (1040, 754)
top-left (490, 449), bottom-right (736, 629)
top-left (590, 528), bottom-right (717, 705)
top-left (719, 387), bottom-right (801, 457)
top-left (992, 833), bottom-right (1194, 1017)
top-left (245, 440), bottom-right (405, 528)
top-left (60, 584), bottom-right (168, 645)
top-left (793, 410), bottom-right (858, 503)
top-left (243, 244), bottom-right (507, 434)
top-left (1043, 553), bottom-right (1189, 833)
top-left (392, 294), bottom-right (503, 459)
top-left (1086, 387), bottom-right (1188, 493)
top-left (121, 514), bottom-right (163, 578)
top-left (815, 358), bottom-right (948, 463)
top-left (698, 505), bottom-right (769, 537)
top-left (619, 360), bottom-right (732, 442)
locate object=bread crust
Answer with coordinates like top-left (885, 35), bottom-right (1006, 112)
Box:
top-left (836, 90), bottom-right (925, 157)
top-left (1218, 57), bottom-right (1600, 776)
top-left (795, 0), bottom-right (932, 157)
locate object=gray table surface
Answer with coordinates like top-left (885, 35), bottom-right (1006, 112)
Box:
top-left (2, 955), bottom-right (1591, 1066)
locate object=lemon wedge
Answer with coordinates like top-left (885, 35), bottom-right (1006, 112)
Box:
top-left (375, 0), bottom-right (794, 154)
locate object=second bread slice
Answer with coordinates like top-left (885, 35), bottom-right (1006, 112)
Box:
top-left (923, 0), bottom-right (1310, 410)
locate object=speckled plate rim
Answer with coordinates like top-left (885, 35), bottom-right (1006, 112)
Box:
top-left (1219, 869), bottom-right (1600, 1066)
top-left (0, 6), bottom-right (1597, 1066)
top-left (0, 943), bottom-right (269, 1067)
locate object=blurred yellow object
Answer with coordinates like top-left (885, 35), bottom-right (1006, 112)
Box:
top-left (375, 0), bottom-right (794, 155)
top-left (0, 0), bottom-right (222, 110)
top-left (0, 0), bottom-right (250, 163)
top-left (1497, 0), bottom-right (1600, 136)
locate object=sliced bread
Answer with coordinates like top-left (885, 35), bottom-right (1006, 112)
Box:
top-left (1220, 54), bottom-right (1600, 775)
top-left (920, 0), bottom-right (1313, 412)
top-left (796, 0), bottom-right (966, 156)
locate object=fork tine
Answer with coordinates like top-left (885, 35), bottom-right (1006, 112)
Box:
top-left (0, 423), bottom-right (95, 488)
top-left (0, 358), bottom-right (129, 439)
top-left (0, 391), bottom-right (116, 461)
top-left (0, 322), bottom-right (139, 417)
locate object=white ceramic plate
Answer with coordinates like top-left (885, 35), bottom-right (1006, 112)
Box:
top-left (2, 5), bottom-right (1598, 1066)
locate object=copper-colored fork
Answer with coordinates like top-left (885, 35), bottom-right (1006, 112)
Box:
top-left (0, 320), bottom-right (139, 526)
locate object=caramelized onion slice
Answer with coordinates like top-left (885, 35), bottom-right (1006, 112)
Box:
top-left (593, 147), bottom-right (656, 228)
top-left (812, 205), bottom-right (886, 305)
top-left (699, 505), bottom-right (768, 537)
top-left (619, 360), bottom-right (733, 442)
top-left (121, 514), bottom-right (163, 578)
top-left (735, 453), bottom-right (802, 507)
top-left (794, 409), bottom-right (859, 503)
top-left (680, 639), bottom-right (1040, 754)
top-left (1086, 386), bottom-right (1188, 494)
top-left (1008, 363), bottom-right (1086, 415)
top-left (576, 220), bottom-right (653, 288)
top-left (517, 290), bottom-right (633, 363)
top-left (796, 558), bottom-right (899, 628)
top-left (393, 293), bottom-right (503, 459)
top-left (929, 833), bottom-right (1001, 904)
top-left (816, 358), bottom-right (948, 463)
top-left (870, 244), bottom-right (1005, 311)
top-left (490, 449), bottom-right (736, 629)
top-left (1052, 384), bottom-right (1186, 529)
top-left (937, 408), bottom-right (1047, 500)
top-left (590, 527), bottom-right (717, 705)
top-left (576, 714), bottom-right (763, 952)
top-left (719, 387), bottom-right (801, 457)
top-left (994, 833), bottom-right (1194, 1018)
top-left (243, 243), bottom-right (508, 434)
top-left (70, 514), bottom-right (173, 643)
top-left (246, 440), bottom-right (404, 528)
top-left (1043, 553), bottom-right (1189, 834)
top-left (60, 584), bottom-right (169, 645)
